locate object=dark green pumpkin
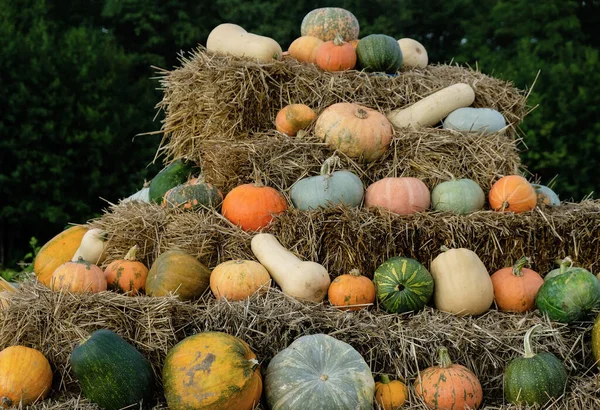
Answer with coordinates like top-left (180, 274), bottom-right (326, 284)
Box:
top-left (149, 159), bottom-right (200, 203)
top-left (373, 256), bottom-right (434, 313)
top-left (356, 34), bottom-right (403, 73)
top-left (70, 329), bottom-right (154, 410)
top-left (504, 325), bottom-right (567, 406)
top-left (163, 178), bottom-right (223, 210)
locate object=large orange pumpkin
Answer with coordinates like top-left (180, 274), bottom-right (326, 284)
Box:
top-left (34, 225), bottom-right (88, 287)
top-left (375, 375), bottom-right (409, 410)
top-left (288, 36), bottom-right (324, 63)
top-left (162, 331), bottom-right (262, 410)
top-left (50, 258), bottom-right (107, 294)
top-left (104, 245), bottom-right (149, 296)
top-left (275, 104), bottom-right (317, 136)
top-left (222, 183), bottom-right (288, 232)
top-left (315, 34), bottom-right (356, 72)
top-left (328, 269), bottom-right (376, 311)
top-left (491, 256), bottom-right (544, 312)
top-left (145, 250), bottom-right (211, 300)
top-left (489, 175), bottom-right (537, 213)
top-left (365, 177), bottom-right (430, 215)
top-left (314, 102), bottom-right (393, 162)
top-left (414, 347), bottom-right (482, 410)
top-left (210, 260), bottom-right (271, 301)
top-left (0, 346), bottom-right (53, 408)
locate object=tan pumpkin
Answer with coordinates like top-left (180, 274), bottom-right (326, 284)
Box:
top-left (328, 269), bottom-right (376, 311)
top-left (374, 375), bottom-right (408, 410)
top-left (210, 260), bottom-right (271, 301)
top-left (104, 245), bottom-right (149, 295)
top-left (491, 256), bottom-right (544, 312)
top-left (275, 104), bottom-right (317, 136)
top-left (145, 250), bottom-right (211, 300)
top-left (315, 34), bottom-right (356, 72)
top-left (489, 175), bottom-right (537, 213)
top-left (222, 183), bottom-right (288, 232)
top-left (0, 346), bottom-right (53, 408)
top-left (314, 102), bottom-right (393, 162)
top-left (288, 36), bottom-right (324, 63)
top-left (365, 177), bottom-right (430, 215)
top-left (50, 258), bottom-right (107, 294)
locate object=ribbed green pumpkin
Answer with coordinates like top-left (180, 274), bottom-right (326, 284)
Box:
top-left (504, 325), bottom-right (567, 406)
top-left (70, 329), bottom-right (154, 410)
top-left (373, 256), bottom-right (434, 313)
top-left (356, 34), bottom-right (403, 73)
top-left (431, 179), bottom-right (485, 215)
top-left (148, 160), bottom-right (200, 203)
top-left (163, 178), bottom-right (222, 210)
top-left (300, 8), bottom-right (359, 42)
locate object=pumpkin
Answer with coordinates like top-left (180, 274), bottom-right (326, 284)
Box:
top-left (544, 257), bottom-right (589, 281)
top-left (315, 34), bottom-right (357, 72)
top-left (207, 23), bottom-right (282, 62)
top-left (356, 34), bottom-right (403, 73)
top-left (504, 324), bottom-right (567, 406)
top-left (374, 375), bottom-right (408, 410)
top-left (300, 7), bottom-right (360, 42)
top-left (491, 256), bottom-right (544, 312)
top-left (163, 331), bottom-right (262, 410)
top-left (163, 177), bottom-right (223, 210)
top-left (275, 104), bottom-right (317, 136)
top-left (489, 175), bottom-right (537, 213)
top-left (532, 184), bottom-right (560, 206)
top-left (430, 178), bottom-right (485, 214)
top-left (327, 269), bottom-right (375, 311)
top-left (443, 107), bottom-right (507, 134)
top-left (50, 258), bottom-right (107, 294)
top-left (265, 334), bottom-right (374, 409)
top-left (414, 347), bottom-right (482, 410)
top-left (149, 159), bottom-right (200, 203)
top-left (222, 183), bottom-right (288, 232)
top-left (0, 278), bottom-right (15, 294)
top-left (122, 186), bottom-right (150, 203)
top-left (397, 38), bottom-right (428, 68)
top-left (592, 313), bottom-right (600, 367)
top-left (290, 155), bottom-right (364, 210)
top-left (70, 329), bottom-right (154, 410)
top-left (145, 250), bottom-right (211, 301)
top-left (374, 256), bottom-right (434, 313)
top-left (72, 228), bottom-right (108, 265)
top-left (104, 245), bottom-right (148, 295)
top-left (430, 247), bottom-right (494, 316)
top-left (0, 346), bottom-right (53, 408)
top-left (34, 225), bottom-right (88, 286)
top-left (288, 36), bottom-right (324, 64)
top-left (314, 102), bottom-right (393, 162)
top-left (210, 259), bottom-right (271, 301)
top-left (365, 177), bottom-right (430, 215)
top-left (251, 233), bottom-right (330, 302)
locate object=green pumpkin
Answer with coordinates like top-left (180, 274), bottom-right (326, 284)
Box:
top-left (290, 156), bottom-right (364, 210)
top-left (148, 159), bottom-right (200, 203)
top-left (431, 179), bottom-right (485, 215)
top-left (373, 256), bottom-right (434, 313)
top-left (544, 257), bottom-right (589, 281)
top-left (356, 34), bottom-right (403, 73)
top-left (300, 7), bottom-right (360, 42)
top-left (504, 325), bottom-right (567, 406)
top-left (163, 178), bottom-right (223, 210)
top-left (532, 184), bottom-right (560, 206)
top-left (265, 334), bottom-right (374, 410)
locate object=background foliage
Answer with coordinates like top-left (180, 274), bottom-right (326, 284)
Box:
top-left (1, 0), bottom-right (598, 267)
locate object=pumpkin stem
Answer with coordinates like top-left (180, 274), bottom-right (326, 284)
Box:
top-left (124, 245), bottom-right (139, 261)
top-left (248, 358), bottom-right (260, 372)
top-left (1, 397), bottom-right (13, 407)
top-left (320, 155), bottom-right (340, 176)
top-left (437, 346), bottom-right (453, 369)
top-left (349, 268), bottom-right (362, 277)
top-left (556, 257), bottom-right (573, 274)
top-left (379, 374), bottom-right (392, 384)
top-left (333, 34), bottom-right (345, 46)
top-left (512, 256), bottom-right (530, 277)
top-left (440, 245), bottom-right (450, 252)
top-left (320, 374), bottom-right (329, 381)
top-left (252, 165), bottom-right (265, 187)
top-left (355, 108), bottom-right (369, 119)
top-left (523, 324), bottom-right (542, 358)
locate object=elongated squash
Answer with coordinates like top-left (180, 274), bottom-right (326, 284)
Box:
top-left (34, 225), bottom-right (88, 286)
top-left (207, 23), bottom-right (282, 62)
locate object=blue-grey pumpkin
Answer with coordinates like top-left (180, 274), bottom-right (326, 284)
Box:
top-left (532, 184), bottom-right (560, 206)
top-left (443, 107), bottom-right (506, 134)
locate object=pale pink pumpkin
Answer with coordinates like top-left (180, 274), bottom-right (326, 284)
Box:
top-left (365, 177), bottom-right (430, 215)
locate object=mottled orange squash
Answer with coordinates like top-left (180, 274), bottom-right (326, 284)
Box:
top-left (104, 245), bottom-right (149, 295)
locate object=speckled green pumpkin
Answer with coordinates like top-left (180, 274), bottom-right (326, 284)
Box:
top-left (163, 178), bottom-right (222, 210)
top-left (373, 257), bottom-right (434, 313)
top-left (300, 8), bottom-right (360, 42)
top-left (149, 160), bottom-right (200, 203)
top-left (356, 34), bottom-right (403, 73)
top-left (544, 257), bottom-right (589, 281)
top-left (431, 179), bottom-right (485, 215)
top-left (265, 334), bottom-right (374, 410)
top-left (532, 184), bottom-right (560, 206)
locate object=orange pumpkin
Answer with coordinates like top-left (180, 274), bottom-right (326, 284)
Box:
top-left (328, 269), bottom-right (376, 311)
top-left (275, 104), bottom-right (317, 136)
top-left (489, 175), bottom-right (537, 213)
top-left (0, 346), bottom-right (53, 408)
top-left (50, 258), bottom-right (107, 294)
top-left (222, 183), bottom-right (288, 232)
top-left (104, 245), bottom-right (149, 296)
top-left (491, 256), bottom-right (543, 312)
top-left (315, 34), bottom-right (357, 72)
top-left (210, 260), bottom-right (271, 301)
top-left (375, 375), bottom-right (409, 410)
top-left (288, 36), bottom-right (324, 63)
top-left (365, 177), bottom-right (430, 215)
top-left (314, 102), bottom-right (393, 162)
top-left (414, 347), bottom-right (482, 410)
top-left (34, 225), bottom-right (88, 287)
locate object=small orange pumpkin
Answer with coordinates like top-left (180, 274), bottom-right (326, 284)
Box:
top-left (414, 347), bottom-right (482, 410)
top-left (275, 104), bottom-right (317, 136)
top-left (210, 260), bottom-right (271, 301)
top-left (222, 183), bottom-right (288, 232)
top-left (365, 177), bottom-right (430, 215)
top-left (375, 375), bottom-right (409, 410)
top-left (315, 34), bottom-right (357, 72)
top-left (489, 175), bottom-right (537, 213)
top-left (288, 36), bottom-right (324, 63)
top-left (104, 245), bottom-right (149, 295)
top-left (50, 257), bottom-right (107, 294)
top-left (0, 346), bottom-right (53, 408)
top-left (328, 269), bottom-right (376, 311)
top-left (491, 256), bottom-right (543, 312)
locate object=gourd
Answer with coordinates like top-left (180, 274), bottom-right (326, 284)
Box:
top-left (50, 258), bottom-right (107, 294)
top-left (397, 38), bottom-right (428, 68)
top-left (34, 225), bottom-right (88, 286)
top-left (504, 325), bottom-right (567, 406)
top-left (442, 107), bottom-right (507, 134)
top-left (365, 177), bottom-right (430, 215)
top-left (374, 375), bottom-right (408, 410)
top-left (163, 177), bottom-right (223, 210)
top-left (275, 104), bottom-right (316, 136)
top-left (300, 7), bottom-right (360, 42)
top-left (387, 83), bottom-right (475, 129)
top-left (70, 329), bottom-right (154, 410)
top-left (287, 36), bottom-right (324, 64)
top-left (532, 184), bottom-right (560, 206)
top-left (355, 34), bottom-right (403, 73)
top-left (104, 245), bottom-right (148, 295)
top-left (265, 333), bottom-right (374, 410)
top-left (148, 159), bottom-right (200, 204)
top-left (222, 182), bottom-right (288, 232)
top-left (72, 228), bottom-right (109, 265)
top-left (490, 256), bottom-right (543, 312)
top-left (430, 247), bottom-right (494, 316)
top-left (207, 23), bottom-right (282, 62)
top-left (0, 346), bottom-right (53, 407)
top-left (430, 178), bottom-right (485, 214)
top-left (210, 260), bottom-right (271, 301)
top-left (251, 233), bottom-right (330, 302)
top-left (145, 250), bottom-right (211, 300)
top-left (315, 34), bottom-right (357, 72)
top-left (489, 175), bottom-right (537, 213)
top-left (327, 269), bottom-right (376, 311)
top-left (163, 331), bottom-right (262, 410)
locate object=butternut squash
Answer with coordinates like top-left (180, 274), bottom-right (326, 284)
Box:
top-left (72, 228), bottom-right (108, 265)
top-left (207, 23), bottom-right (283, 62)
top-left (251, 233), bottom-right (330, 302)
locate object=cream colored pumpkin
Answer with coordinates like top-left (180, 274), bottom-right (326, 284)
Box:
top-left (397, 38), bottom-right (428, 68)
top-left (430, 247), bottom-right (494, 316)
top-left (207, 23), bottom-right (282, 62)
top-left (72, 228), bottom-right (108, 265)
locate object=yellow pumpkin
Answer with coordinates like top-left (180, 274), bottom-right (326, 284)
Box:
top-left (374, 375), bottom-right (408, 409)
top-left (210, 260), bottom-right (271, 301)
top-left (0, 346), bottom-right (53, 408)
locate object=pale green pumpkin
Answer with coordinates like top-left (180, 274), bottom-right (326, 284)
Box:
top-left (431, 179), bottom-right (485, 214)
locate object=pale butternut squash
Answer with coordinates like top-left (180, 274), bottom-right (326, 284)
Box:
top-left (251, 233), bottom-right (330, 302)
top-left (207, 23), bottom-right (283, 62)
top-left (72, 228), bottom-right (108, 265)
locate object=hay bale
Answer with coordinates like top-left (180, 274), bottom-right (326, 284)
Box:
top-left (154, 47), bottom-right (528, 163)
